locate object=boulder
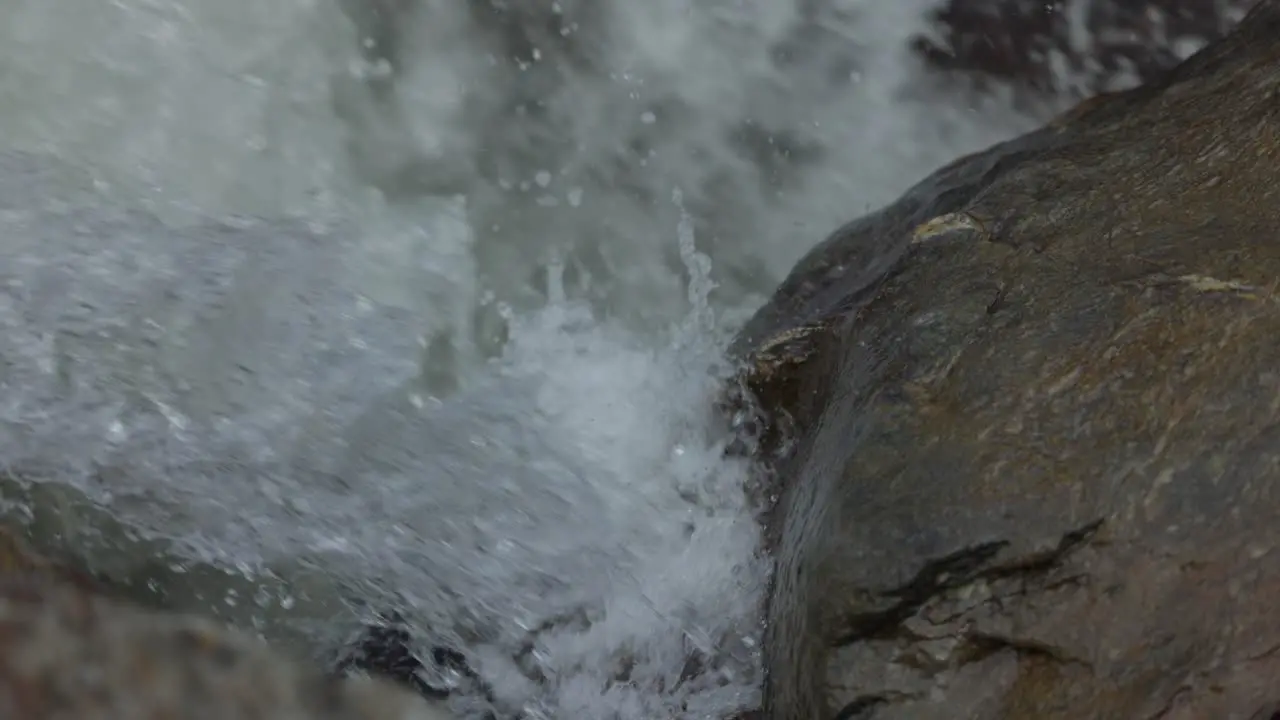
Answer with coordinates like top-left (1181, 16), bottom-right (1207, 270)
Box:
top-left (737, 1), bottom-right (1280, 718)
top-left (0, 527), bottom-right (456, 720)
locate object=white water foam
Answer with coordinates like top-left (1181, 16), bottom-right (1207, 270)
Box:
top-left (0, 0), bottom-right (1039, 717)
top-left (0, 158), bottom-right (764, 717)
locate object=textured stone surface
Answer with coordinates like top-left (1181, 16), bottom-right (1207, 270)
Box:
top-left (0, 529), bottom-right (455, 720)
top-left (914, 0), bottom-right (1255, 97)
top-left (739, 1), bottom-right (1280, 718)
top-left (0, 525), bottom-right (101, 592)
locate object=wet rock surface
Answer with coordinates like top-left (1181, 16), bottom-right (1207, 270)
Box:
top-left (0, 527), bottom-right (455, 720)
top-left (739, 1), bottom-right (1280, 718)
top-left (0, 525), bottom-right (102, 593)
top-left (914, 0), bottom-right (1254, 97)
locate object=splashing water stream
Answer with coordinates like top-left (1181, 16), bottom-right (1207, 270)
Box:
top-left (0, 0), bottom-right (1041, 717)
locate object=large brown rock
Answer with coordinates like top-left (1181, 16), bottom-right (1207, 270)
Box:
top-left (0, 527), bottom-right (455, 720)
top-left (738, 1), bottom-right (1280, 718)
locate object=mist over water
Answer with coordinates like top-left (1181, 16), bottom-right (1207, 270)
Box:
top-left (0, 0), bottom-right (1040, 717)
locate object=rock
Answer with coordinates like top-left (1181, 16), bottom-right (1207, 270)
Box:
top-left (333, 611), bottom-right (481, 703)
top-left (0, 525), bottom-right (103, 594)
top-left (738, 2), bottom-right (1280, 718)
top-left (0, 529), bottom-right (457, 720)
top-left (913, 0), bottom-right (1253, 97)
top-left (0, 471), bottom-right (363, 664)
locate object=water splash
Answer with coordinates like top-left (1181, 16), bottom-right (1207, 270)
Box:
top-left (0, 0), bottom-right (1045, 717)
top-left (0, 151), bottom-right (768, 718)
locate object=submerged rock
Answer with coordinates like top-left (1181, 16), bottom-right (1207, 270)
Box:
top-left (739, 1), bottom-right (1280, 718)
top-left (0, 525), bottom-right (102, 593)
top-left (333, 611), bottom-right (480, 703)
top-left (0, 528), bottom-right (456, 720)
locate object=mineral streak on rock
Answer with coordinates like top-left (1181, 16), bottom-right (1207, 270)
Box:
top-left (0, 572), bottom-right (457, 720)
top-left (908, 212), bottom-right (991, 246)
top-left (739, 0), bottom-right (1280, 718)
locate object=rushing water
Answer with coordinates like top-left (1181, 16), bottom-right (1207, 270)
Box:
top-left (0, 1), bottom-right (1039, 718)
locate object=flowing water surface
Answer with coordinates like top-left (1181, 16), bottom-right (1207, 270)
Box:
top-left (0, 1), bottom-right (1042, 717)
